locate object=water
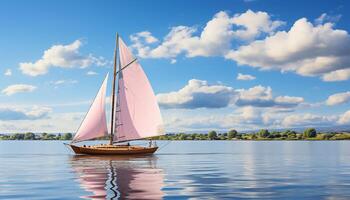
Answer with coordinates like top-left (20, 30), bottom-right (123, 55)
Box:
top-left (0, 140), bottom-right (350, 199)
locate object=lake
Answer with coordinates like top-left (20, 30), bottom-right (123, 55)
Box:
top-left (0, 140), bottom-right (350, 199)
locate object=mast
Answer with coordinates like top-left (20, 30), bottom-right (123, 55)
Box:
top-left (110, 33), bottom-right (119, 145)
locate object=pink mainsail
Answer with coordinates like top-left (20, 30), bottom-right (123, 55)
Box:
top-left (72, 74), bottom-right (109, 143)
top-left (115, 38), bottom-right (164, 142)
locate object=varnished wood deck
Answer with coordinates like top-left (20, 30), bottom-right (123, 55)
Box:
top-left (68, 144), bottom-right (158, 155)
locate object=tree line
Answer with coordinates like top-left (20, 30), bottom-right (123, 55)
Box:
top-left (1, 128), bottom-right (350, 141)
top-left (0, 132), bottom-right (72, 140)
top-left (151, 128), bottom-right (350, 140)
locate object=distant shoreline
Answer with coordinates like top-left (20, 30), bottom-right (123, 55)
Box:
top-left (1, 128), bottom-right (350, 141)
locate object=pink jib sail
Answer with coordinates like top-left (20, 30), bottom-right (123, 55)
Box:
top-left (72, 74), bottom-right (109, 143)
top-left (115, 38), bottom-right (164, 142)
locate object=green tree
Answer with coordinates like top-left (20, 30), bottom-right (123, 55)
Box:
top-left (228, 129), bottom-right (238, 139)
top-left (303, 128), bottom-right (317, 138)
top-left (251, 134), bottom-right (257, 140)
top-left (219, 134), bottom-right (226, 140)
top-left (41, 133), bottom-right (48, 140)
top-left (257, 129), bottom-right (270, 138)
top-left (200, 134), bottom-right (207, 140)
top-left (61, 133), bottom-right (73, 140)
top-left (208, 131), bottom-right (217, 140)
top-left (24, 132), bottom-right (35, 140)
top-left (11, 133), bottom-right (25, 140)
top-left (271, 131), bottom-right (281, 138)
top-left (46, 134), bottom-right (57, 140)
top-left (189, 133), bottom-right (196, 140)
top-left (286, 130), bottom-right (297, 139)
top-left (179, 133), bottom-right (187, 140)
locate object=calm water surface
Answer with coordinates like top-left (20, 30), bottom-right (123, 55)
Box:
top-left (0, 140), bottom-right (350, 199)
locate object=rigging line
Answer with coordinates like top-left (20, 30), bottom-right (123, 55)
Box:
top-left (115, 58), bottom-right (137, 74)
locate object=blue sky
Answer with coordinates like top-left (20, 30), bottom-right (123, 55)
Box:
top-left (0, 0), bottom-right (350, 133)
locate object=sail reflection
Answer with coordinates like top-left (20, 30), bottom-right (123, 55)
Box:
top-left (70, 155), bottom-right (164, 200)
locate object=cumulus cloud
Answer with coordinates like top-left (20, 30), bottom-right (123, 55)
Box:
top-left (131, 10), bottom-right (283, 60)
top-left (322, 68), bottom-right (350, 82)
top-left (226, 17), bottom-right (350, 81)
top-left (129, 11), bottom-right (350, 81)
top-left (157, 79), bottom-right (303, 109)
top-left (338, 110), bottom-right (350, 124)
top-left (4, 69), bottom-right (12, 76)
top-left (2, 84), bottom-right (37, 96)
top-left (157, 79), bottom-right (236, 109)
top-left (281, 113), bottom-right (338, 127)
top-left (326, 91), bottom-right (350, 106)
top-left (0, 106), bottom-right (51, 121)
top-left (19, 40), bottom-right (107, 76)
top-left (235, 85), bottom-right (304, 108)
top-left (231, 10), bottom-right (285, 41)
top-left (130, 31), bottom-right (158, 44)
top-left (237, 73), bottom-right (256, 80)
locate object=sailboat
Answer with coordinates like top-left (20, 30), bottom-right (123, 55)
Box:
top-left (67, 34), bottom-right (164, 155)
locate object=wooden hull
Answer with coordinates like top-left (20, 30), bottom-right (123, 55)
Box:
top-left (68, 144), bottom-right (158, 155)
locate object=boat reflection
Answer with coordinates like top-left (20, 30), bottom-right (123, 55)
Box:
top-left (70, 155), bottom-right (164, 200)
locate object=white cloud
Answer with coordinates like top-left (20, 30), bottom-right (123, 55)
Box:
top-left (234, 106), bottom-right (264, 124)
top-left (0, 112), bottom-right (83, 133)
top-left (161, 107), bottom-right (260, 131)
top-left (130, 11), bottom-right (350, 81)
top-left (161, 106), bottom-right (282, 132)
top-left (322, 68), bottom-right (350, 82)
top-left (162, 107), bottom-right (350, 132)
top-left (237, 73), bottom-right (256, 80)
top-left (226, 18), bottom-right (350, 80)
top-left (2, 84), bottom-right (37, 96)
top-left (282, 113), bottom-right (338, 127)
top-left (157, 79), bottom-right (236, 109)
top-left (235, 85), bottom-right (304, 108)
top-left (86, 70), bottom-right (98, 75)
top-left (19, 40), bottom-right (107, 76)
top-left (315, 13), bottom-right (341, 25)
top-left (130, 31), bottom-right (158, 44)
top-left (236, 85), bottom-right (273, 106)
top-left (0, 106), bottom-right (51, 120)
top-left (51, 79), bottom-right (78, 85)
top-left (157, 79), bottom-right (303, 109)
top-left (326, 91), bottom-right (350, 106)
top-left (338, 110), bottom-right (350, 124)
top-left (231, 10), bottom-right (285, 41)
top-left (131, 10), bottom-right (283, 59)
top-left (4, 69), bottom-right (12, 76)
